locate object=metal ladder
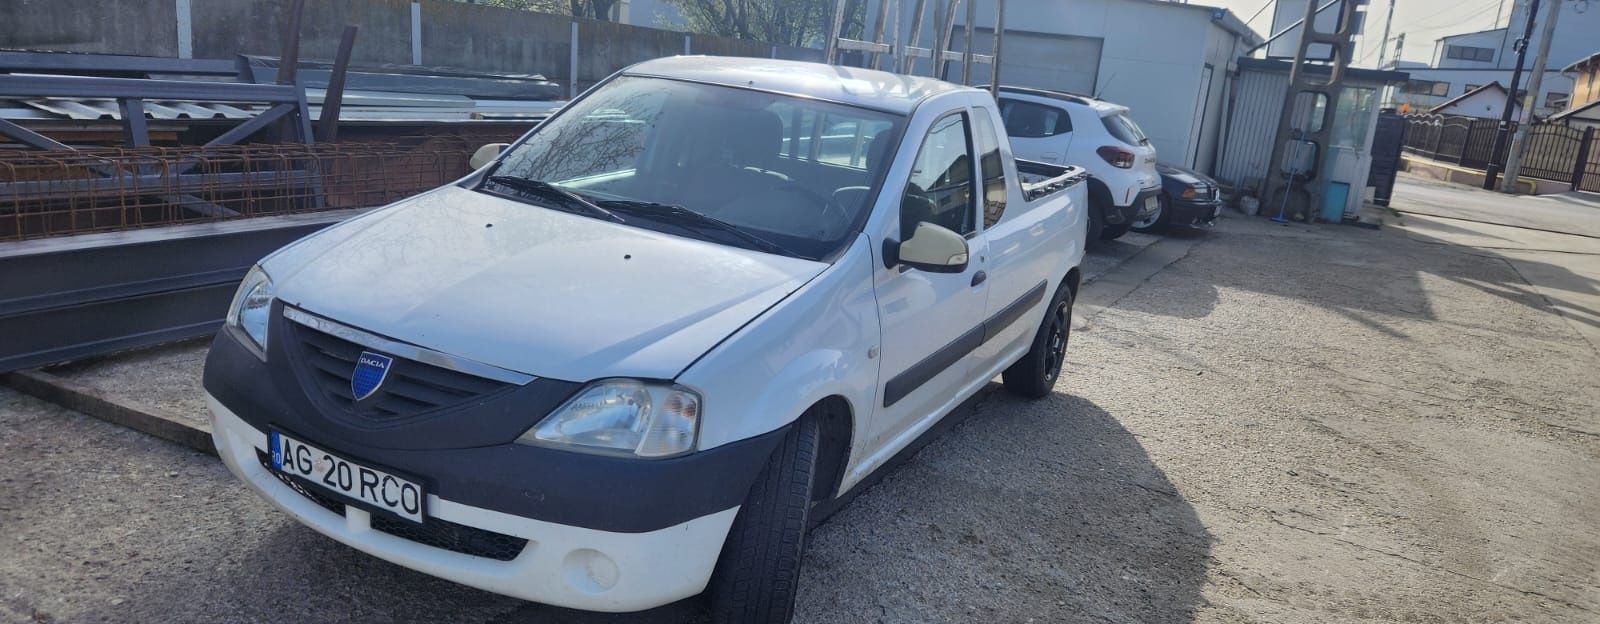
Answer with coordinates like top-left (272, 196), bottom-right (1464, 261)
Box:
top-left (824, 0), bottom-right (1005, 96)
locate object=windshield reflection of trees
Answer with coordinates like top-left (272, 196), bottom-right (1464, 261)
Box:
top-left (500, 86), bottom-right (662, 186)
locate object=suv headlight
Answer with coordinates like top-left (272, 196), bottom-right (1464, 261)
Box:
top-left (519, 380), bottom-right (700, 458)
top-left (226, 266), bottom-right (274, 354)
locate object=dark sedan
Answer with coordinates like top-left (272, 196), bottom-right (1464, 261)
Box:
top-left (1131, 162), bottom-right (1221, 233)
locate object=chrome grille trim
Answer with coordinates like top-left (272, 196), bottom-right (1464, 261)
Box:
top-left (283, 307), bottom-right (535, 386)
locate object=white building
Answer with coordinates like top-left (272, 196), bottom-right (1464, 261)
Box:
top-left (1428, 82), bottom-right (1522, 120)
top-left (616, 0), bottom-right (1260, 174)
top-left (880, 0), bottom-right (1262, 174)
top-left (1383, 0), bottom-right (1594, 117)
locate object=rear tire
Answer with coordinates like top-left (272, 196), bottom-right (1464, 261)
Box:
top-left (1085, 201), bottom-right (1106, 248)
top-left (708, 416), bottom-right (819, 624)
top-left (1099, 222), bottom-right (1131, 240)
top-left (1003, 282), bottom-right (1073, 399)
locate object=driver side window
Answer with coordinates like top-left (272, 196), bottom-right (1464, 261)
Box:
top-left (902, 113), bottom-right (975, 239)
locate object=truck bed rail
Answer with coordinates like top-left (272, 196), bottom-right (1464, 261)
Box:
top-left (1016, 160), bottom-right (1088, 202)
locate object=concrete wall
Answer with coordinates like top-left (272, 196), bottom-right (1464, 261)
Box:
top-left (0, 0), bottom-right (822, 91)
top-left (2, 0), bottom-right (180, 57)
top-left (193, 0), bottom-right (416, 65)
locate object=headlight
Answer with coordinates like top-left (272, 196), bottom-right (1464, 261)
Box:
top-left (1180, 187), bottom-right (1198, 200)
top-left (519, 380), bottom-right (700, 458)
top-left (226, 266), bottom-right (274, 353)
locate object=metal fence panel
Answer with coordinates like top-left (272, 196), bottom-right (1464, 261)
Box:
top-left (1518, 124), bottom-right (1584, 184)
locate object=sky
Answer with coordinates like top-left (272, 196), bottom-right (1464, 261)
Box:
top-left (1201, 0), bottom-right (1520, 68)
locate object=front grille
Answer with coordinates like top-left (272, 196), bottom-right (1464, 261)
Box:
top-left (288, 317), bottom-right (509, 422)
top-left (255, 450), bottom-right (529, 562)
top-left (370, 515), bottom-right (529, 562)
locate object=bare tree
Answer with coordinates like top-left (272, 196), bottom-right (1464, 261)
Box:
top-left (459, 0), bottom-right (618, 22)
top-left (666, 0), bottom-right (866, 47)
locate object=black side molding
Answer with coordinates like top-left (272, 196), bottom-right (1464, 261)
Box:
top-left (882, 280), bottom-right (1048, 408)
top-left (983, 281), bottom-right (1046, 342)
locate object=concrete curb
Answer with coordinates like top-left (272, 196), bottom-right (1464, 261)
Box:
top-left (5, 230), bottom-right (1186, 456)
top-left (5, 368), bottom-right (216, 456)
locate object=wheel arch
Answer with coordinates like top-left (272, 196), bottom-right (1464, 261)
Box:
top-left (805, 395), bottom-right (854, 503)
top-left (1086, 177), bottom-right (1114, 213)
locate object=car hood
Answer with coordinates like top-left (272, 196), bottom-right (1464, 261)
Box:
top-left (264, 185), bottom-right (828, 381)
top-left (1157, 163), bottom-right (1214, 186)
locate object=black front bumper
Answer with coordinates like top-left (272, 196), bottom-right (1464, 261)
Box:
top-left (203, 315), bottom-right (785, 535)
top-left (1166, 198), bottom-right (1221, 226)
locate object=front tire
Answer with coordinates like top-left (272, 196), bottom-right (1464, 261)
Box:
top-left (708, 416), bottom-right (819, 624)
top-left (1003, 282), bottom-right (1073, 399)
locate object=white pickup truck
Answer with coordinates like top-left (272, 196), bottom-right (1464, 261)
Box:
top-left (203, 56), bottom-right (1087, 623)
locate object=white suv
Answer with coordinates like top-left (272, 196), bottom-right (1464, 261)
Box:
top-left (996, 86), bottom-right (1161, 244)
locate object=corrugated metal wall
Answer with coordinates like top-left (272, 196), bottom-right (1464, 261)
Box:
top-left (1217, 69), bottom-right (1288, 187)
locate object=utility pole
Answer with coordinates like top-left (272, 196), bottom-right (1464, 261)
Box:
top-left (1376, 0), bottom-right (1396, 68)
top-left (1501, 0), bottom-right (1563, 193)
top-left (1483, 0), bottom-right (1541, 189)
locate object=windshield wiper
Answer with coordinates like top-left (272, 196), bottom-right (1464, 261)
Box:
top-left (597, 200), bottom-right (794, 257)
top-left (484, 175), bottom-right (623, 223)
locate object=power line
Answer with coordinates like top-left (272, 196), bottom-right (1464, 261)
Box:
top-left (1393, 0), bottom-right (1502, 35)
top-left (1244, 0), bottom-right (1274, 25)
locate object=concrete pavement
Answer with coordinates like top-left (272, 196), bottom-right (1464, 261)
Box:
top-left (3, 192), bottom-right (1598, 623)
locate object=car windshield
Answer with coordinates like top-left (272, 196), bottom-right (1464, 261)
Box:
top-left (1101, 113), bottom-right (1149, 146)
top-left (485, 76), bottom-right (904, 260)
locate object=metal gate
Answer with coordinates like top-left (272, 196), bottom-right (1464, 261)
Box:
top-left (1368, 112), bottom-right (1406, 206)
top-left (1579, 129), bottom-right (1600, 193)
top-left (1520, 124), bottom-right (1586, 184)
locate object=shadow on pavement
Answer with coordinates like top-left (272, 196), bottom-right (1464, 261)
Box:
top-left (792, 389), bottom-right (1213, 623)
top-left (1116, 216), bottom-right (1599, 331)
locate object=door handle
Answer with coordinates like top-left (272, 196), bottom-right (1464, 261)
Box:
top-left (971, 270), bottom-right (987, 287)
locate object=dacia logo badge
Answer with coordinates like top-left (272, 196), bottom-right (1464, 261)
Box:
top-left (351, 351), bottom-right (393, 401)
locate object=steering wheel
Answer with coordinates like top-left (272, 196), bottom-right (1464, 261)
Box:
top-left (769, 182), bottom-right (851, 236)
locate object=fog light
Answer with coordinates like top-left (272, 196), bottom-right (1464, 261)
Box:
top-left (562, 548), bottom-right (619, 594)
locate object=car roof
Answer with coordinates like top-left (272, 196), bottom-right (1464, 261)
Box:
top-left (623, 56), bottom-right (976, 115)
top-left (995, 85), bottom-right (1129, 116)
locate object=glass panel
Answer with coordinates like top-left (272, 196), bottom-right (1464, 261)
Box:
top-left (1101, 113), bottom-right (1149, 145)
top-left (1293, 92), bottom-right (1330, 134)
top-left (972, 110), bottom-right (1008, 228)
top-left (1331, 88), bottom-right (1376, 150)
top-left (493, 76), bottom-right (904, 260)
top-left (998, 99), bottom-right (1072, 138)
top-left (903, 114), bottom-right (976, 237)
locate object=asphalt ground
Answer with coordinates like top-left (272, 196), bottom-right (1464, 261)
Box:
top-left (4, 187), bottom-right (1598, 623)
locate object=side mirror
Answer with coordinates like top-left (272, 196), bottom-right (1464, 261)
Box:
top-left (470, 143), bottom-right (510, 170)
top-left (894, 222), bottom-right (969, 273)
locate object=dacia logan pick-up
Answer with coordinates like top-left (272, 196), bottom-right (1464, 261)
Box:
top-left (203, 56), bottom-right (1089, 624)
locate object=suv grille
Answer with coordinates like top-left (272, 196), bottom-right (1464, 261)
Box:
top-left (255, 450), bottom-right (529, 561)
top-left (287, 316), bottom-right (509, 422)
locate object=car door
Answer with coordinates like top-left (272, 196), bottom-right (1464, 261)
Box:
top-left (968, 104), bottom-right (1070, 373)
top-left (867, 110), bottom-right (990, 453)
top-left (999, 96), bottom-right (1074, 164)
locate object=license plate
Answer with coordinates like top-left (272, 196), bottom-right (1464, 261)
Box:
top-left (270, 431), bottom-right (426, 523)
top-left (1144, 196), bottom-right (1160, 211)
